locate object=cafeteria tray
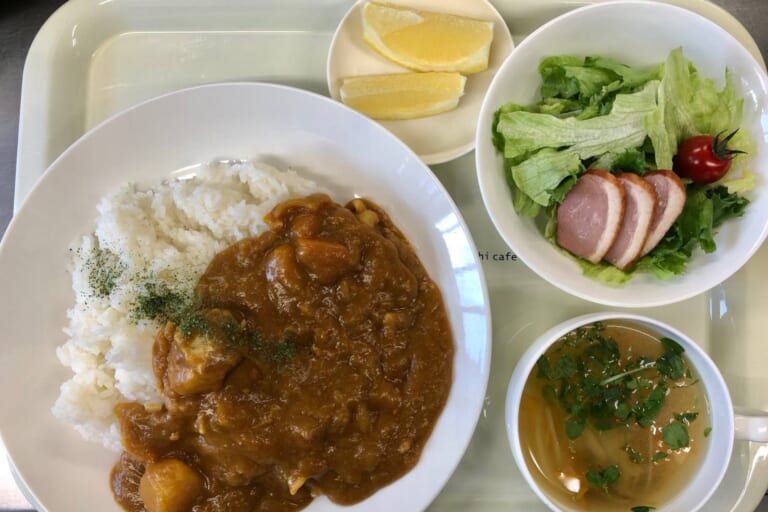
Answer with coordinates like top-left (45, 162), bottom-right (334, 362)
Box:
top-left (13, 0), bottom-right (768, 510)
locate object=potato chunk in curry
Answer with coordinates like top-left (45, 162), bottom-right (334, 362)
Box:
top-left (139, 459), bottom-right (203, 512)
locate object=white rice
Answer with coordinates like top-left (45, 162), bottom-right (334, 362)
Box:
top-left (52, 161), bottom-right (318, 451)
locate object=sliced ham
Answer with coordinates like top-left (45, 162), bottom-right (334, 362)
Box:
top-left (603, 173), bottom-right (657, 270)
top-left (641, 170), bottom-right (687, 256)
top-left (557, 170), bottom-right (625, 263)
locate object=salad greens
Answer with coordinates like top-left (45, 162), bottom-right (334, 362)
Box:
top-left (492, 48), bottom-right (754, 281)
top-left (496, 81), bottom-right (658, 208)
top-left (646, 48), bottom-right (745, 170)
top-left (637, 185), bottom-right (750, 279)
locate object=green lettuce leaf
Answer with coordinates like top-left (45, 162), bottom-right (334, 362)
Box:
top-left (636, 186), bottom-right (749, 278)
top-left (710, 186), bottom-right (750, 226)
top-left (544, 204), bottom-right (559, 241)
top-left (646, 48), bottom-right (744, 169)
top-left (584, 56), bottom-right (663, 89)
top-left (561, 66), bottom-right (618, 98)
top-left (537, 55), bottom-right (660, 120)
top-left (497, 81), bottom-right (658, 205)
top-left (678, 187), bottom-right (717, 253)
top-left (492, 102), bottom-right (536, 151)
top-left (508, 149), bottom-right (583, 206)
top-left (508, 179), bottom-right (542, 218)
top-left (636, 243), bottom-right (690, 280)
top-left (497, 80), bottom-right (658, 162)
top-left (550, 175), bottom-right (578, 204)
top-left (578, 260), bottom-right (635, 285)
top-left (723, 170), bottom-right (757, 193)
top-left (592, 147), bottom-right (651, 174)
top-left (726, 128), bottom-right (758, 176)
top-left (538, 97), bottom-right (584, 117)
top-left (539, 55), bottom-right (585, 100)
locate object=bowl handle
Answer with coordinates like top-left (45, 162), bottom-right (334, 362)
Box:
top-left (735, 406), bottom-right (768, 442)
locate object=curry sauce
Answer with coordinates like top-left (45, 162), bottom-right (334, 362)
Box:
top-left (111, 194), bottom-right (454, 511)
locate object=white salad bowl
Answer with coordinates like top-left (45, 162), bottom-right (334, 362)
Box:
top-left (475, 0), bottom-right (768, 308)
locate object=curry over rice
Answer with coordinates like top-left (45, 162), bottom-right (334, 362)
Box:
top-left (110, 194), bottom-right (454, 511)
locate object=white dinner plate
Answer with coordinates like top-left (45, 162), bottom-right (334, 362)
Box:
top-left (326, 0), bottom-right (514, 164)
top-left (0, 82), bottom-right (491, 512)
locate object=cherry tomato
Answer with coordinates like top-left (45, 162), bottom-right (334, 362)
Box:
top-left (673, 129), bottom-right (744, 184)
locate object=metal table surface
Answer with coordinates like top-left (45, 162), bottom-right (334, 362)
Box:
top-left (0, 0), bottom-right (767, 510)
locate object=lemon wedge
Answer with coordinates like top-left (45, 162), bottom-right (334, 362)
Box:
top-left (339, 72), bottom-right (466, 120)
top-left (361, 1), bottom-right (494, 74)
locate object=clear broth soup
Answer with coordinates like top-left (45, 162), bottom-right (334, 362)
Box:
top-left (519, 321), bottom-right (710, 511)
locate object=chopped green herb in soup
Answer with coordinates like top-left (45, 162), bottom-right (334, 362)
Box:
top-left (519, 322), bottom-right (710, 511)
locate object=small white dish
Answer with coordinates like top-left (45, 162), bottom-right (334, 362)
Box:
top-left (475, 0), bottom-right (768, 308)
top-left (0, 82), bottom-right (491, 512)
top-left (327, 0), bottom-right (514, 165)
top-left (505, 312), bottom-right (768, 512)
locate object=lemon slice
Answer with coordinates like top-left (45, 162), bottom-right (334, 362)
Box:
top-left (361, 1), bottom-right (494, 74)
top-left (339, 72), bottom-right (466, 120)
